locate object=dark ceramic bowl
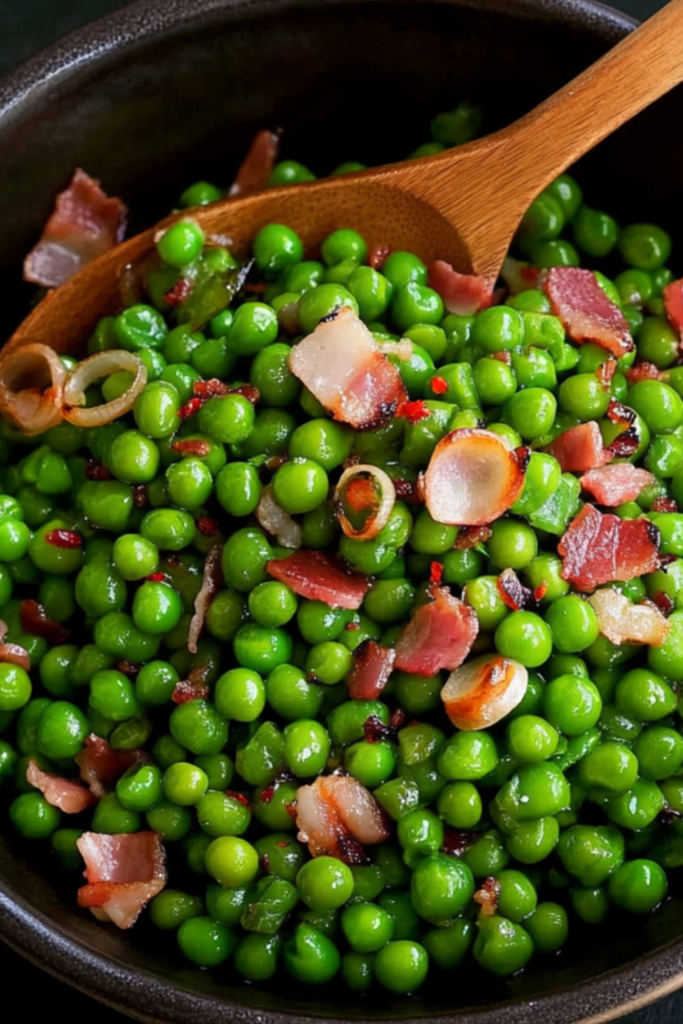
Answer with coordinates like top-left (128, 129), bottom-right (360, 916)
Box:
top-left (1, 0), bottom-right (683, 1020)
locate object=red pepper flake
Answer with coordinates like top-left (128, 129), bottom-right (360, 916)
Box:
top-left (163, 277), bottom-right (193, 306)
top-left (430, 376), bottom-right (449, 395)
top-left (194, 379), bottom-right (230, 400)
top-left (178, 397), bottom-right (203, 419)
top-left (226, 790), bottom-right (251, 807)
top-left (363, 714), bottom-right (395, 745)
top-left (653, 497), bottom-right (678, 513)
top-left (260, 784), bottom-right (276, 804)
top-left (229, 384), bottom-right (260, 405)
top-left (533, 582), bottom-right (548, 601)
top-left (20, 599), bottom-right (70, 644)
top-left (45, 529), bottom-right (82, 549)
top-left (474, 876), bottom-right (501, 918)
top-left (345, 620), bottom-right (360, 631)
top-left (133, 484), bottom-right (147, 509)
top-left (276, 840), bottom-right (289, 848)
top-left (430, 561), bottom-right (444, 585)
top-left (369, 243), bottom-right (391, 270)
top-left (454, 524), bottom-right (492, 549)
top-left (146, 572), bottom-right (168, 582)
top-left (172, 678), bottom-right (210, 704)
top-left (285, 801), bottom-right (298, 819)
top-left (395, 400), bottom-right (430, 423)
top-left (596, 357), bottom-right (618, 391)
top-left (171, 439), bottom-right (212, 457)
top-left (496, 568), bottom-right (533, 611)
top-left (85, 458), bottom-right (111, 481)
top-left (197, 517), bottom-right (219, 537)
top-left (492, 350), bottom-right (512, 364)
top-left (650, 591), bottom-right (675, 615)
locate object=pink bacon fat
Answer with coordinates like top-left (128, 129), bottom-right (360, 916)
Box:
top-left (77, 831), bottom-right (166, 929)
top-left (288, 306), bottom-right (406, 430)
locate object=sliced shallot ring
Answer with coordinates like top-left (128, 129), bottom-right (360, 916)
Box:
top-left (334, 464), bottom-right (395, 541)
top-left (441, 654), bottom-right (528, 730)
top-left (0, 343), bottom-right (66, 436)
top-left (424, 428), bottom-right (527, 526)
top-left (63, 350), bottom-right (147, 427)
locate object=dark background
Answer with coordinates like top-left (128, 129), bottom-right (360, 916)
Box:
top-left (0, 0), bottom-right (676, 1022)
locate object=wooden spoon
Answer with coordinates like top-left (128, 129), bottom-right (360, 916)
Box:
top-left (8, 0), bottom-right (683, 358)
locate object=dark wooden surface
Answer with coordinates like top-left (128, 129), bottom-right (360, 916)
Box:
top-left (0, 0), bottom-right (679, 1021)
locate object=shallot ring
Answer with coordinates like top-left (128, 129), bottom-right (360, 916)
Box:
top-left (334, 463), bottom-right (396, 541)
top-left (0, 342), bottom-right (66, 435)
top-left (62, 349), bottom-right (147, 427)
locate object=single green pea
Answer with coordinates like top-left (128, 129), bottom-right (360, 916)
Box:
top-left (618, 223), bottom-right (671, 271)
top-left (473, 916), bottom-right (533, 978)
top-left (373, 940), bottom-right (428, 993)
top-left (494, 610), bottom-right (552, 667)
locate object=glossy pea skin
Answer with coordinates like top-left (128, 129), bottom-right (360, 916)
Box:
top-left (558, 825), bottom-right (625, 886)
top-left (618, 223), bottom-right (671, 271)
top-left (494, 611), bottom-right (552, 668)
top-left (297, 856), bottom-right (354, 912)
top-left (545, 595), bottom-right (600, 653)
top-left (507, 716), bottom-right (559, 763)
top-left (437, 732), bottom-right (498, 781)
top-left (502, 388), bottom-right (557, 440)
top-left (628, 380), bottom-right (683, 434)
top-left (473, 916), bottom-right (533, 978)
top-left (10, 791), bottom-right (61, 839)
top-left (615, 668), bottom-right (677, 722)
top-left (634, 726), bottom-right (683, 781)
top-left (222, 528), bottom-right (272, 592)
top-left (272, 458), bottom-right (328, 515)
top-left (373, 940), bottom-right (428, 994)
top-left (542, 674), bottom-right (602, 735)
top-left (487, 520), bottom-right (538, 571)
top-left (284, 924), bottom-right (340, 985)
top-left (170, 700), bottom-right (228, 757)
top-left (410, 853), bottom-right (475, 923)
top-left (608, 859), bottom-right (667, 913)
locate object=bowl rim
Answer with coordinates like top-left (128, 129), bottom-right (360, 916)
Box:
top-left (3, 0), bottom-right (682, 1022)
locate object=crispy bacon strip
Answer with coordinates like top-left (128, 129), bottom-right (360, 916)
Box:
top-left (424, 429), bottom-right (527, 525)
top-left (664, 277), bottom-right (683, 341)
top-left (76, 735), bottom-right (147, 798)
top-left (27, 759), bottom-right (96, 814)
top-left (588, 588), bottom-right (671, 647)
top-left (229, 130), bottom-right (280, 196)
top-left (289, 306), bottom-right (406, 430)
top-left (24, 168), bottom-right (127, 287)
top-left (347, 640), bottom-right (396, 700)
top-left (427, 260), bottom-right (494, 315)
top-left (558, 504), bottom-right (661, 591)
top-left (543, 267), bottom-right (634, 358)
top-left (188, 544), bottom-right (222, 655)
top-left (580, 464), bottom-right (655, 506)
top-left (295, 774), bottom-right (389, 865)
top-left (394, 585), bottom-right (478, 676)
top-left (267, 550), bottom-right (370, 609)
top-left (546, 421), bottom-right (612, 473)
top-left (77, 832), bottom-right (166, 929)
top-left (626, 361), bottom-right (665, 383)
top-left (20, 599), bottom-right (69, 644)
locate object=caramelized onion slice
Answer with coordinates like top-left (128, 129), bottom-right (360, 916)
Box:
top-left (424, 428), bottom-right (527, 526)
top-left (0, 343), bottom-right (66, 435)
top-left (588, 587), bottom-right (671, 647)
top-left (334, 464), bottom-right (395, 541)
top-left (63, 350), bottom-right (147, 427)
top-left (256, 485), bottom-right (302, 549)
top-left (441, 654), bottom-right (528, 730)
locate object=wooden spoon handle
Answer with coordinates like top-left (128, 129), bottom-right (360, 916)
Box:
top-left (498, 0), bottom-right (683, 196)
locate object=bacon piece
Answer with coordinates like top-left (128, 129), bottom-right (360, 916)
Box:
top-left (171, 439), bottom-right (212, 457)
top-left (580, 464), bottom-right (655, 506)
top-left (197, 517), bottom-right (219, 537)
top-left (267, 551), bottom-right (370, 610)
top-left (45, 529), bottom-right (83, 549)
top-left (664, 277), bottom-right (683, 340)
top-left (588, 588), bottom-right (671, 647)
top-left (77, 832), bottom-right (166, 929)
top-left (24, 169), bottom-right (127, 287)
top-left (163, 278), bottom-right (193, 306)
top-left (626, 361), bottom-right (664, 383)
top-left (347, 641), bottom-right (396, 700)
top-left (394, 585), bottom-right (478, 676)
top-left (369, 243), bottom-right (390, 270)
top-left (256, 485), bottom-right (302, 549)
top-left (496, 568), bottom-right (533, 611)
top-left (20, 599), bottom-right (69, 644)
top-left (427, 260), bottom-right (494, 315)
top-left (395, 400), bottom-right (430, 424)
top-left (441, 654), bottom-right (528, 730)
top-left (76, 735), bottom-right (147, 798)
top-left (229, 130), bottom-right (280, 196)
top-left (86, 458), bottom-right (111, 480)
top-left (289, 306), bottom-right (407, 430)
top-left (543, 267), bottom-right (634, 358)
top-left (653, 497), bottom-right (678, 514)
top-left (295, 774), bottom-right (390, 865)
top-left (546, 421), bottom-right (611, 474)
top-left (558, 504), bottom-right (661, 591)
top-left (188, 544), bottom-right (222, 655)
top-left (500, 257), bottom-right (540, 296)
top-left (596, 358), bottom-right (617, 391)
top-left (424, 428), bottom-right (527, 525)
top-left (0, 643), bottom-right (30, 670)
top-left (27, 759), bottom-right (96, 814)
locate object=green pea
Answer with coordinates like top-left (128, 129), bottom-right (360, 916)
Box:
top-left (473, 916), bottom-right (533, 977)
top-left (572, 206), bottom-right (618, 257)
top-left (618, 223), bottom-right (671, 271)
top-left (543, 674), bottom-right (602, 735)
top-left (494, 610), bottom-right (552, 667)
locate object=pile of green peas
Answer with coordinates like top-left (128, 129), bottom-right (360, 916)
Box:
top-left (3, 99), bottom-right (683, 993)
